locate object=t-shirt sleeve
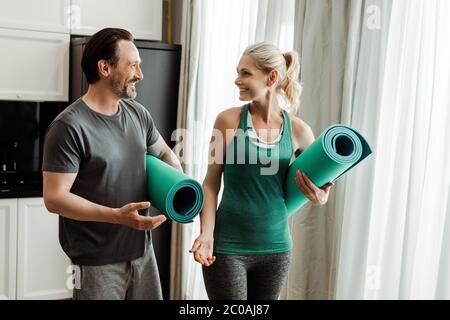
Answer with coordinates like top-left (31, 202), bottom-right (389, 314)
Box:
top-left (42, 120), bottom-right (82, 173)
top-left (143, 107), bottom-right (161, 147)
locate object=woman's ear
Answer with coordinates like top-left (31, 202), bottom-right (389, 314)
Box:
top-left (267, 69), bottom-right (279, 87)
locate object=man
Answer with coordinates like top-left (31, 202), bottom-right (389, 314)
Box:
top-left (42, 28), bottom-right (182, 300)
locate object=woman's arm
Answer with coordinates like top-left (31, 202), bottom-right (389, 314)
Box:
top-left (190, 161), bottom-right (223, 266)
top-left (190, 108), bottom-right (241, 266)
top-left (291, 116), bottom-right (315, 151)
top-left (291, 116), bottom-right (333, 206)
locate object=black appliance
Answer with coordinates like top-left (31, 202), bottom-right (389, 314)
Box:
top-left (70, 37), bottom-right (182, 300)
top-left (0, 101), bottom-right (62, 198)
top-left (0, 101), bottom-right (42, 197)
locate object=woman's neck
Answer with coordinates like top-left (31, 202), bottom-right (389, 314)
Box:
top-left (250, 93), bottom-right (281, 124)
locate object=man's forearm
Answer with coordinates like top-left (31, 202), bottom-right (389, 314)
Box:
top-left (161, 149), bottom-right (183, 173)
top-left (44, 191), bottom-right (118, 223)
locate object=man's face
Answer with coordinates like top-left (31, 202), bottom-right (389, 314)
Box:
top-left (108, 40), bottom-right (143, 99)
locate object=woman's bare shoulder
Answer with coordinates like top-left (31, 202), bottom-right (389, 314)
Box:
top-left (214, 106), bottom-right (244, 130)
top-left (290, 114), bottom-right (315, 148)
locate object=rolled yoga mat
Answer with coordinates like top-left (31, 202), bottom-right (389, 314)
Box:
top-left (146, 154), bottom-right (204, 223)
top-left (284, 124), bottom-right (372, 216)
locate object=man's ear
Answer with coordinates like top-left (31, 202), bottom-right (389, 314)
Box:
top-left (98, 60), bottom-right (111, 78)
top-left (267, 69), bottom-right (279, 87)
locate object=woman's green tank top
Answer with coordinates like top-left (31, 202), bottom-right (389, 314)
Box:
top-left (214, 104), bottom-right (294, 254)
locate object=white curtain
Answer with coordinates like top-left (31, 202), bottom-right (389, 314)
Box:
top-left (173, 0), bottom-right (296, 300)
top-left (336, 0), bottom-right (450, 299)
top-left (283, 0), bottom-right (357, 300)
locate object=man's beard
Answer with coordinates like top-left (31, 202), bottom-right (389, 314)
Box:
top-left (109, 78), bottom-right (138, 99)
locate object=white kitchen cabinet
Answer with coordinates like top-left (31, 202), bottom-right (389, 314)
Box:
top-left (70, 0), bottom-right (162, 40)
top-left (0, 28), bottom-right (69, 102)
top-left (0, 199), bottom-right (17, 300)
top-left (16, 198), bottom-right (72, 300)
top-left (0, 0), bottom-right (70, 34)
top-left (0, 198), bottom-right (72, 300)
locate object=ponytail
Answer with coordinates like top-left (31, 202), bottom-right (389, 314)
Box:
top-left (280, 51), bottom-right (302, 115)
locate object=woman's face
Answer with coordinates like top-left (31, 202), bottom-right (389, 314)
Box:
top-left (234, 55), bottom-right (270, 102)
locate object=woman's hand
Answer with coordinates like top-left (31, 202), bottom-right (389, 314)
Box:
top-left (190, 233), bottom-right (216, 267)
top-left (295, 170), bottom-right (334, 206)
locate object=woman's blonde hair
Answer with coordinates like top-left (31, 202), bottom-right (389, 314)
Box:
top-left (243, 42), bottom-right (302, 114)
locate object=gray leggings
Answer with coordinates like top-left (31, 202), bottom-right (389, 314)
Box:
top-left (202, 251), bottom-right (291, 300)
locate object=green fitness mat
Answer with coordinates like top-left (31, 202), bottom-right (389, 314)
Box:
top-left (146, 154), bottom-right (204, 224)
top-left (284, 124), bottom-right (372, 216)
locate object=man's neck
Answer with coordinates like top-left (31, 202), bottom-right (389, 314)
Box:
top-left (82, 84), bottom-right (120, 116)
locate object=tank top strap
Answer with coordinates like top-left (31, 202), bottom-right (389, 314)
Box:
top-left (280, 109), bottom-right (293, 156)
top-left (237, 103), bottom-right (250, 131)
top-left (281, 109), bottom-right (291, 136)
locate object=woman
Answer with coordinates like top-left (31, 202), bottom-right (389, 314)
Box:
top-left (190, 42), bottom-right (333, 300)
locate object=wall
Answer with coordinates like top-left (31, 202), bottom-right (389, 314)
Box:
top-left (162, 0), bottom-right (183, 44)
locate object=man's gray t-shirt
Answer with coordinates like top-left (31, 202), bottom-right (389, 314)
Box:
top-left (42, 98), bottom-right (160, 266)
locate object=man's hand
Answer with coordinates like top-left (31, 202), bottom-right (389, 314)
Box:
top-left (113, 201), bottom-right (166, 230)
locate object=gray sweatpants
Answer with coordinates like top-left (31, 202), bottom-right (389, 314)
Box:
top-left (72, 232), bottom-right (162, 300)
top-left (202, 251), bottom-right (291, 300)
